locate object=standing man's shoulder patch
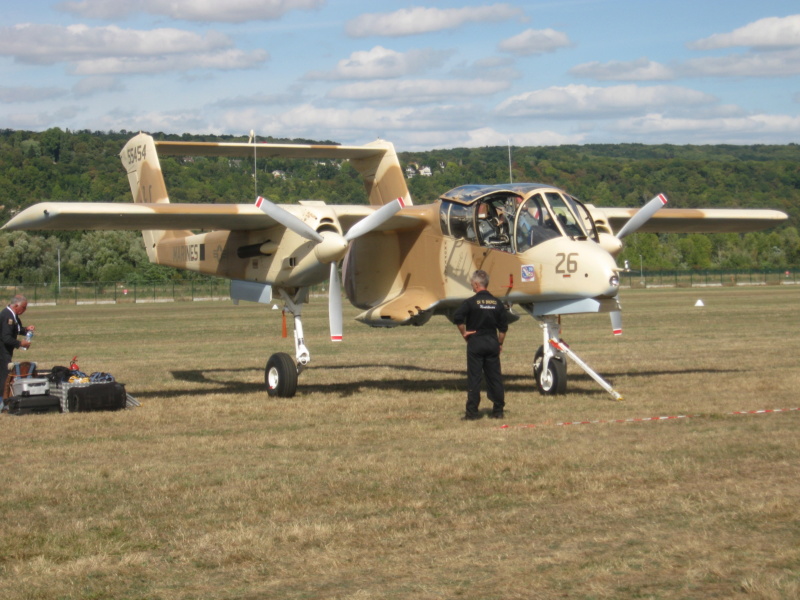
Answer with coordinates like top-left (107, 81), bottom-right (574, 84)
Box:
top-left (7, 319), bottom-right (12, 325)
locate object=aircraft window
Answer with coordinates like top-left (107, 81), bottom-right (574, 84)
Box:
top-left (476, 195), bottom-right (514, 251)
top-left (545, 192), bottom-right (586, 239)
top-left (439, 202), bottom-right (450, 235)
top-left (441, 201), bottom-right (476, 241)
top-left (564, 194), bottom-right (598, 241)
top-left (515, 194), bottom-right (560, 252)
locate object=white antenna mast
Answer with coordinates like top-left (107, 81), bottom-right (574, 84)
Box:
top-left (508, 139), bottom-right (513, 183)
top-left (249, 129), bottom-right (257, 198)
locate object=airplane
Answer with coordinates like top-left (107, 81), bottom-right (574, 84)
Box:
top-left (2, 133), bottom-right (788, 400)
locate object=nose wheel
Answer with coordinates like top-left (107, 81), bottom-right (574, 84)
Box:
top-left (533, 345), bottom-right (567, 395)
top-left (265, 352), bottom-right (298, 397)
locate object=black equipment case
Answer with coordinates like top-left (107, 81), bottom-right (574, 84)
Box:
top-left (67, 382), bottom-right (127, 412)
top-left (6, 394), bottom-right (62, 415)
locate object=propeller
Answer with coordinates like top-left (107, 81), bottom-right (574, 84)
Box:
top-left (255, 196), bottom-right (405, 341)
top-left (255, 196), bottom-right (323, 243)
top-left (615, 193), bottom-right (668, 239)
top-left (605, 193), bottom-right (667, 336)
top-left (610, 308), bottom-right (622, 336)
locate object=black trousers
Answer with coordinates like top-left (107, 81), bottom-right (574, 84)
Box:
top-left (465, 334), bottom-right (504, 416)
top-left (0, 347), bottom-right (13, 400)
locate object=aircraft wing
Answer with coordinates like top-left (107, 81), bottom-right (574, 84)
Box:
top-left (2, 202), bottom-right (276, 231)
top-left (2, 201), bottom-right (427, 234)
top-left (596, 207), bottom-right (787, 234)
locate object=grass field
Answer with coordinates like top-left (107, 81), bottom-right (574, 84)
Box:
top-left (1, 285), bottom-right (799, 599)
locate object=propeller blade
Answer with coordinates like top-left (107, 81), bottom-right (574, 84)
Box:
top-left (344, 197), bottom-right (405, 242)
top-left (610, 309), bottom-right (622, 336)
top-left (255, 196), bottom-right (323, 243)
top-left (329, 262), bottom-right (343, 342)
top-left (615, 193), bottom-right (668, 239)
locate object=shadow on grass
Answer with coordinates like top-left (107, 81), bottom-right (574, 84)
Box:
top-left (133, 363), bottom-right (738, 400)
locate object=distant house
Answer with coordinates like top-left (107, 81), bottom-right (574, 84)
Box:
top-left (405, 163), bottom-right (433, 178)
top-left (272, 170), bottom-right (287, 179)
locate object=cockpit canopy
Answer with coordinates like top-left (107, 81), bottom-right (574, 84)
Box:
top-left (438, 184), bottom-right (598, 253)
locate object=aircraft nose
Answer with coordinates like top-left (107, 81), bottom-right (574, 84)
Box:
top-left (601, 272), bottom-right (620, 298)
top-left (581, 244), bottom-right (620, 298)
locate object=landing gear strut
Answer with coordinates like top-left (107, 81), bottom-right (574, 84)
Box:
top-left (265, 288), bottom-right (309, 398)
top-left (533, 314), bottom-right (624, 401)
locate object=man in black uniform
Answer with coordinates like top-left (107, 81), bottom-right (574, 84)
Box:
top-left (1, 295), bottom-right (34, 408)
top-left (453, 270), bottom-right (508, 420)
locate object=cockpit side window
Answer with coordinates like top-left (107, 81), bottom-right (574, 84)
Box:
top-left (475, 194), bottom-right (518, 251)
top-left (515, 193), bottom-right (560, 252)
top-left (564, 194), bottom-right (598, 241)
top-left (546, 192), bottom-right (587, 239)
top-left (440, 201), bottom-right (477, 242)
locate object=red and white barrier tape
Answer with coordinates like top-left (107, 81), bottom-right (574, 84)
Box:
top-left (499, 407), bottom-right (799, 430)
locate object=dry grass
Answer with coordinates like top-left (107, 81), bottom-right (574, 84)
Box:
top-left (1, 286), bottom-right (799, 599)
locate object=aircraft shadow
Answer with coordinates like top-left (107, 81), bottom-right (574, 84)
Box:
top-left (131, 364), bottom-right (739, 400)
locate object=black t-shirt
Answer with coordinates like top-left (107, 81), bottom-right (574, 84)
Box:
top-left (453, 289), bottom-right (508, 336)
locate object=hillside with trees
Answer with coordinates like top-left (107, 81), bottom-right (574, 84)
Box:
top-left (0, 128), bottom-right (797, 283)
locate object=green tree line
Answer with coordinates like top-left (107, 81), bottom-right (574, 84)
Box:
top-left (0, 128), bottom-right (797, 283)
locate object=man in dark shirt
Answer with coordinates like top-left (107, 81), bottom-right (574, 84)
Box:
top-left (453, 270), bottom-right (509, 420)
top-left (1, 295), bottom-right (34, 407)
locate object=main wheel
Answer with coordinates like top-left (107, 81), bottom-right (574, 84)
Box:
top-left (265, 352), bottom-right (298, 397)
top-left (533, 345), bottom-right (567, 395)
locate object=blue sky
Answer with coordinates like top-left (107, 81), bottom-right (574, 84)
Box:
top-left (1, 0), bottom-right (799, 150)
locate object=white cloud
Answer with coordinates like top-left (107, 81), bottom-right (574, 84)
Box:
top-left (0, 24), bottom-right (267, 75)
top-left (224, 104), bottom-right (415, 138)
top-left (570, 58), bottom-right (675, 81)
top-left (689, 14), bottom-right (800, 50)
top-left (450, 56), bottom-right (521, 83)
top-left (327, 79), bottom-right (510, 104)
top-left (72, 49), bottom-right (268, 75)
top-left (498, 28), bottom-right (573, 56)
top-left (683, 48), bottom-right (800, 77)
top-left (345, 4), bottom-right (524, 38)
top-left (2, 106), bottom-right (81, 130)
top-left (0, 24), bottom-right (229, 64)
top-left (58, 0), bottom-right (325, 23)
top-left (462, 127), bottom-right (584, 147)
top-left (221, 103), bottom-right (490, 145)
top-left (614, 112), bottom-right (800, 142)
top-left (72, 76), bottom-right (124, 96)
top-left (0, 86), bottom-right (64, 103)
top-left (305, 46), bottom-right (449, 80)
top-left (496, 84), bottom-right (716, 118)
top-left (99, 108), bottom-right (218, 136)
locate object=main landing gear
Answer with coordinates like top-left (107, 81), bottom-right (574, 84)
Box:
top-left (532, 314), bottom-right (624, 401)
top-left (265, 289), bottom-right (308, 398)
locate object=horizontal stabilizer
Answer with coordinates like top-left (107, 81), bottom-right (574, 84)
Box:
top-left (156, 140), bottom-right (388, 160)
top-left (156, 138), bottom-right (411, 207)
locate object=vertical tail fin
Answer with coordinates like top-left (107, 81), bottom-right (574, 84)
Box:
top-left (120, 133), bottom-right (191, 262)
top-left (349, 140), bottom-right (412, 207)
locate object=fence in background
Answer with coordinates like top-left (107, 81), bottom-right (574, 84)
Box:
top-left (1, 268), bottom-right (796, 305)
top-left (620, 268), bottom-right (797, 289)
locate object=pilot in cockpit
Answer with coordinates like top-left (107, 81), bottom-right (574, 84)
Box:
top-left (517, 197), bottom-right (560, 251)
